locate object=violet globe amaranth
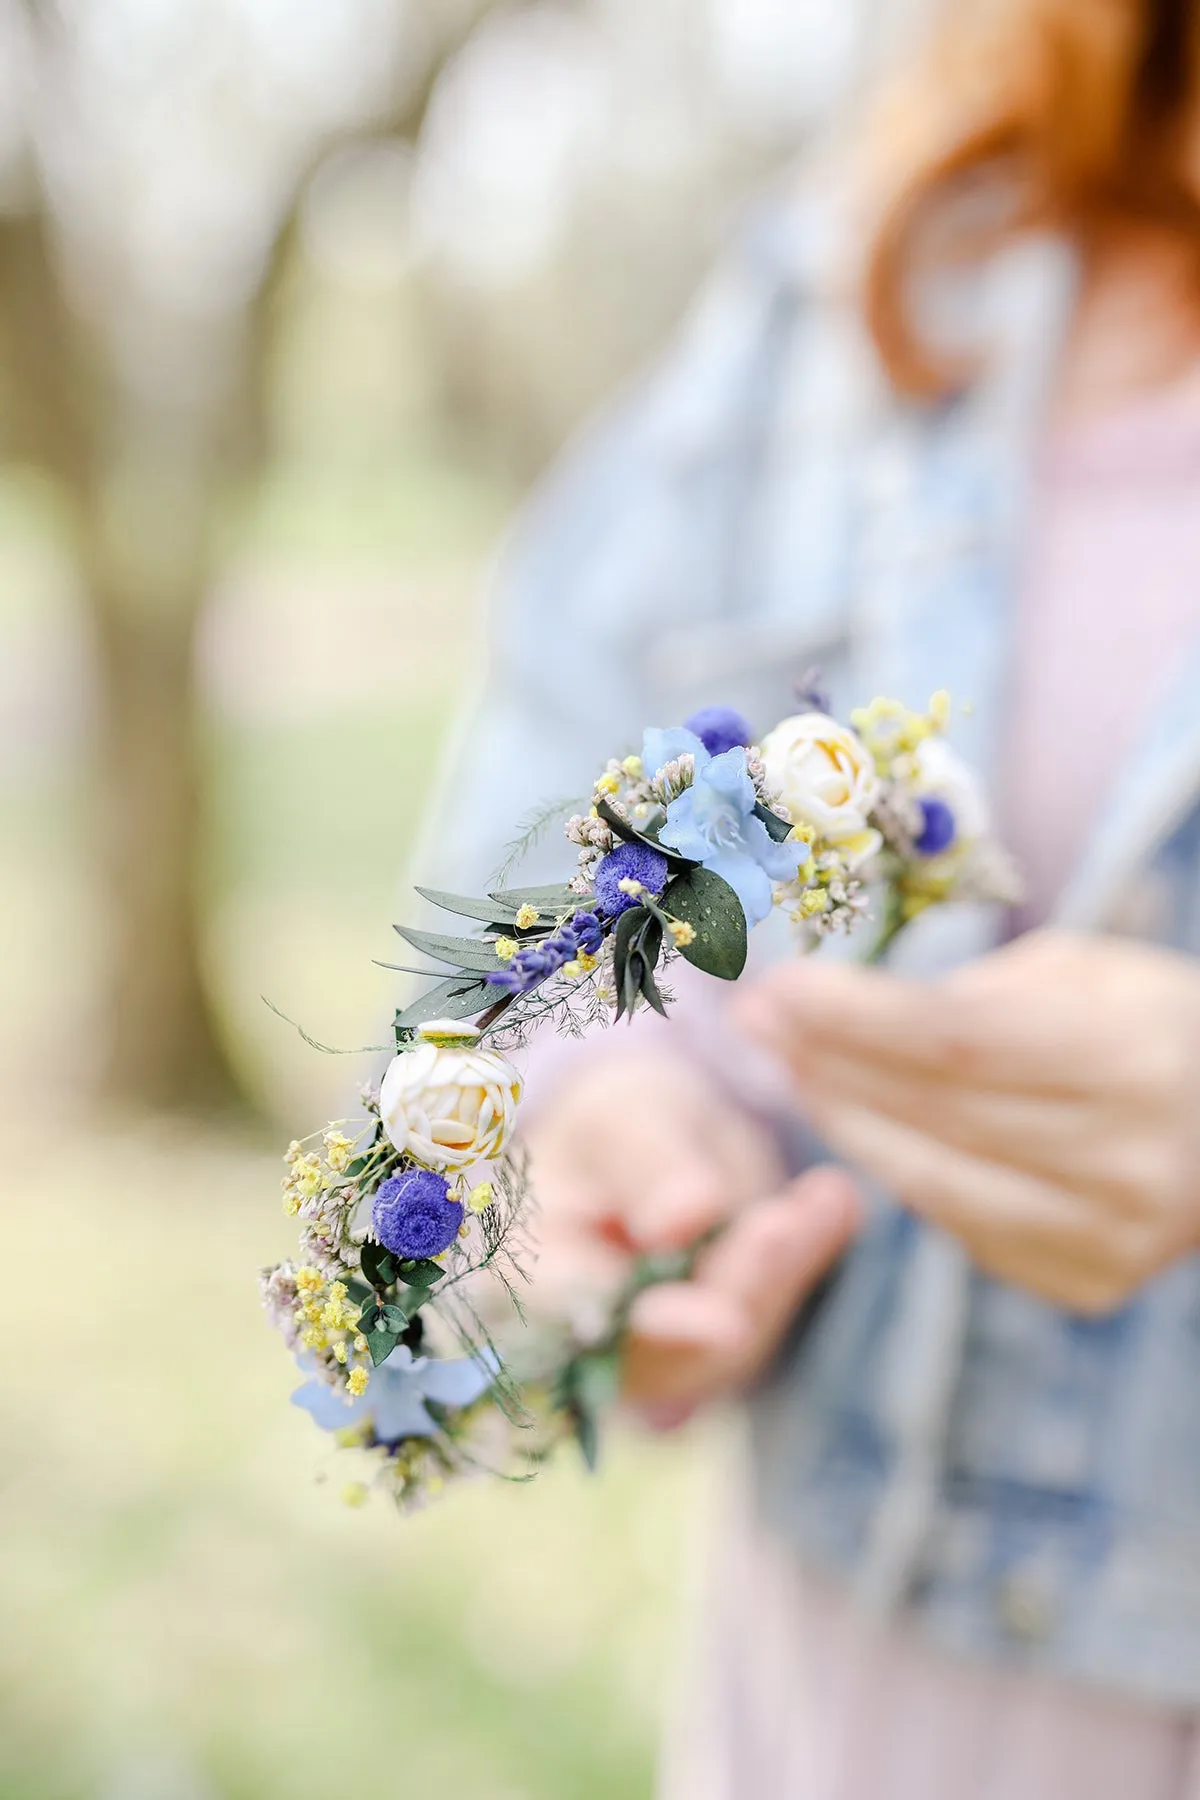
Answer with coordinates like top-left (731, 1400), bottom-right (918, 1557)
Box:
top-left (373, 1168), bottom-right (464, 1260)
top-left (263, 686), bottom-right (1018, 1514)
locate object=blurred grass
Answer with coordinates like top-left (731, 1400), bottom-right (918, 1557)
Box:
top-left (0, 457), bottom-right (709, 1800)
top-left (2, 1114), bottom-right (706, 1800)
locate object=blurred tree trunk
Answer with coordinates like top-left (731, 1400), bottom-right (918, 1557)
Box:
top-left (0, 1), bottom-right (509, 1115)
top-left (0, 204), bottom-right (247, 1113)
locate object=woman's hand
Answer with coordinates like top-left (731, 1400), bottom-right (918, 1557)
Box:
top-left (735, 931), bottom-right (1200, 1315)
top-left (521, 1045), bottom-right (859, 1420)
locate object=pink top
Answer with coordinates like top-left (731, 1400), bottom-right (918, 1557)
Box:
top-left (1004, 367), bottom-right (1200, 925)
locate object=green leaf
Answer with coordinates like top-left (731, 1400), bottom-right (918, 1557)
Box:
top-left (612, 905), bottom-right (648, 1021)
top-left (397, 1258), bottom-right (446, 1289)
top-left (413, 885), bottom-right (521, 924)
top-left (392, 924), bottom-right (505, 972)
top-left (488, 883), bottom-right (581, 915)
top-left (575, 1405), bottom-right (601, 1473)
top-left (661, 867), bottom-right (748, 980)
top-left (360, 1302), bottom-right (407, 1365)
top-left (365, 1327), bottom-right (401, 1367)
top-left (574, 1349), bottom-right (621, 1414)
top-left (594, 796), bottom-right (693, 865)
top-left (613, 906), bottom-right (665, 1020)
top-left (753, 801), bottom-right (794, 844)
top-left (394, 974), bottom-right (490, 1034)
top-left (359, 1240), bottom-right (399, 1290)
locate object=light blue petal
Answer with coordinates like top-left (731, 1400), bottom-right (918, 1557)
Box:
top-left (696, 747), bottom-right (755, 813)
top-left (658, 789), bottom-right (711, 862)
top-left (417, 1349), bottom-right (500, 1409)
top-left (742, 814), bottom-right (807, 882)
top-left (641, 726), bottom-right (709, 780)
top-left (291, 1378), bottom-right (370, 1433)
top-left (371, 1375), bottom-right (438, 1442)
top-left (703, 849), bottom-right (775, 927)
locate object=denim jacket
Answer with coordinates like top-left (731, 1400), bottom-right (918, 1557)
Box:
top-left (420, 191), bottom-right (1200, 1706)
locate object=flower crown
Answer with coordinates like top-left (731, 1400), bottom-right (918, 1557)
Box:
top-left (261, 690), bottom-right (1017, 1514)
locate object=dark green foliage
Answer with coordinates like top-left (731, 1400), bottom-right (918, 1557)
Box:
top-left (593, 796), bottom-right (692, 865)
top-left (752, 800), bottom-right (794, 843)
top-left (611, 905), bottom-right (665, 1020)
top-left (660, 867), bottom-right (747, 980)
top-left (359, 1240), bottom-right (399, 1290)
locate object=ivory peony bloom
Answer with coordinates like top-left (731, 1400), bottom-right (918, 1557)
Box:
top-left (759, 712), bottom-right (882, 868)
top-left (379, 1022), bottom-right (522, 1171)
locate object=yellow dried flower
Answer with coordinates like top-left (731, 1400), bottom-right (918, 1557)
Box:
top-left (594, 772), bottom-right (620, 796)
top-left (294, 1155), bottom-right (324, 1198)
top-left (617, 877), bottom-right (645, 898)
top-left (493, 937), bottom-right (519, 962)
top-left (333, 1340), bottom-right (348, 1364)
top-left (514, 903), bottom-right (539, 930)
top-left (622, 754), bottom-right (643, 777)
top-left (341, 1481), bottom-right (369, 1508)
top-left (799, 888), bottom-right (830, 917)
top-left (668, 919), bottom-right (696, 947)
top-left (467, 1182), bottom-right (493, 1214)
top-left (301, 1326), bottom-right (327, 1350)
top-left (323, 1130), bottom-right (355, 1173)
top-left (353, 1334), bottom-right (368, 1354)
top-left (295, 1267), bottom-right (323, 1295)
top-left (347, 1367), bottom-right (369, 1398)
top-left (282, 1190), bottom-right (301, 1218)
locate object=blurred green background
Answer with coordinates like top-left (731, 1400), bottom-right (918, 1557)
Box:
top-left (0, 2), bottom-right (916, 1793)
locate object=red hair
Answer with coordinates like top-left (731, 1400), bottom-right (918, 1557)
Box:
top-left (863, 0), bottom-right (1200, 394)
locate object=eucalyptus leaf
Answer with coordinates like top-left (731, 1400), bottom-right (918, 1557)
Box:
top-left (414, 885), bottom-right (521, 924)
top-left (661, 867), bottom-right (747, 981)
top-left (392, 925), bottom-right (505, 972)
top-left (752, 801), bottom-right (795, 844)
top-left (394, 975), bottom-right (490, 1034)
top-left (397, 1258), bottom-right (446, 1289)
top-left (365, 1325), bottom-right (401, 1367)
top-left (489, 883), bottom-right (581, 915)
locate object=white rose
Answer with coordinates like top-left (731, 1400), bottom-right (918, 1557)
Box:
top-left (759, 712), bottom-right (882, 868)
top-left (912, 736), bottom-right (990, 846)
top-left (379, 1022), bottom-right (522, 1171)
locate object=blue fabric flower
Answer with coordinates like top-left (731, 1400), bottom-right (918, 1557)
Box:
top-left (292, 1345), bottom-right (498, 1444)
top-left (373, 1169), bottom-right (463, 1259)
top-left (593, 842), bottom-right (670, 916)
top-left (915, 796), bottom-right (957, 856)
top-left (642, 724), bottom-right (706, 779)
top-left (658, 745), bottom-right (803, 926)
top-left (684, 705), bottom-right (755, 758)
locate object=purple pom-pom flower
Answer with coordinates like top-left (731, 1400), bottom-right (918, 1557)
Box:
top-left (593, 841), bottom-right (670, 916)
top-left (915, 796), bottom-right (957, 857)
top-left (373, 1168), bottom-right (464, 1260)
top-left (684, 705), bottom-right (755, 758)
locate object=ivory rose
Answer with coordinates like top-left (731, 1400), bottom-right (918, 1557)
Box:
top-left (379, 1022), bottom-right (522, 1171)
top-left (759, 712), bottom-right (882, 867)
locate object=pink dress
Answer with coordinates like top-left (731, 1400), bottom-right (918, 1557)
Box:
top-left (659, 370), bottom-right (1200, 1798)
